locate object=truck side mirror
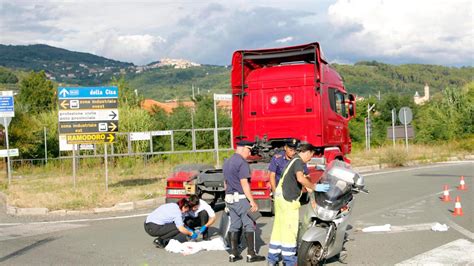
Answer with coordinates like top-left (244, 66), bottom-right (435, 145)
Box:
top-left (348, 94), bottom-right (356, 118)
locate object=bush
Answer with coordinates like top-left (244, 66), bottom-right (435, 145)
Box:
top-left (380, 147), bottom-right (408, 167)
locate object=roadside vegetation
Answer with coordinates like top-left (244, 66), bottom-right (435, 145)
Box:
top-left (0, 68), bottom-right (472, 210)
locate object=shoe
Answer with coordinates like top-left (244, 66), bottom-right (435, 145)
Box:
top-left (229, 232), bottom-right (243, 262)
top-left (202, 231), bottom-right (210, 241)
top-left (247, 254), bottom-right (266, 263)
top-left (153, 238), bottom-right (165, 248)
top-left (229, 254), bottom-right (243, 262)
top-left (245, 232), bottom-right (266, 263)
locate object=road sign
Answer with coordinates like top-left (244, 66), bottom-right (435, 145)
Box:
top-left (0, 148), bottom-right (18, 157)
top-left (151, 130), bottom-right (173, 136)
top-left (130, 132), bottom-right (151, 141)
top-left (58, 87), bottom-right (118, 99)
top-left (387, 125), bottom-right (415, 139)
top-left (58, 109), bottom-right (119, 122)
top-left (59, 135), bottom-right (96, 151)
top-left (0, 117), bottom-right (12, 127)
top-left (0, 91), bottom-right (14, 117)
top-left (59, 121), bottom-right (118, 134)
top-left (58, 86), bottom-right (119, 142)
top-left (398, 107), bottom-right (413, 125)
top-left (58, 98), bottom-right (118, 110)
top-left (66, 133), bottom-right (115, 144)
top-left (213, 93), bottom-right (232, 101)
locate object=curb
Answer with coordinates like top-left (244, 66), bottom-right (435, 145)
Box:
top-left (354, 155), bottom-right (473, 173)
top-left (4, 196), bottom-right (165, 217)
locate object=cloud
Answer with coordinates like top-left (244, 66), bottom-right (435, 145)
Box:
top-left (0, 0), bottom-right (472, 66)
top-left (99, 34), bottom-right (167, 65)
top-left (326, 0), bottom-right (473, 65)
top-left (275, 37), bottom-right (293, 43)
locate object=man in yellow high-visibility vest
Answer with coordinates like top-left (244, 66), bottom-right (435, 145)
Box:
top-left (267, 143), bottom-right (330, 266)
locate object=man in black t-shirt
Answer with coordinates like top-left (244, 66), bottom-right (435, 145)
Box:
top-left (267, 143), bottom-right (330, 266)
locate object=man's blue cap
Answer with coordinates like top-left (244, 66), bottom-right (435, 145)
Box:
top-left (285, 138), bottom-right (299, 148)
top-left (236, 140), bottom-right (255, 148)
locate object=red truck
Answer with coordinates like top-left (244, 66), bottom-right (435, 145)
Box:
top-left (166, 42), bottom-right (356, 213)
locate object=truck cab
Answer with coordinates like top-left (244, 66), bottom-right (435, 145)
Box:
top-left (166, 42), bottom-right (356, 213)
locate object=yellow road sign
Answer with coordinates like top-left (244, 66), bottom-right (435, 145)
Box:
top-left (66, 133), bottom-right (115, 144)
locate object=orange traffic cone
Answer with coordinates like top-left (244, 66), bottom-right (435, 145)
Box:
top-left (452, 196), bottom-right (464, 216)
top-left (457, 176), bottom-right (467, 191)
top-left (441, 185), bottom-right (451, 202)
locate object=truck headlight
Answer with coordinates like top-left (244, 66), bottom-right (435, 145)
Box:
top-left (315, 205), bottom-right (338, 221)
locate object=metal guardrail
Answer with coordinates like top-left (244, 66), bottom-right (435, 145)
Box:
top-left (10, 127), bottom-right (234, 164)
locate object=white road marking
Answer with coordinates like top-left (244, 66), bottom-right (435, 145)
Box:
top-left (0, 213), bottom-right (148, 227)
top-left (363, 161), bottom-right (473, 177)
top-left (358, 222), bottom-right (438, 234)
top-left (445, 220), bottom-right (474, 240)
top-left (0, 223), bottom-right (88, 241)
top-left (396, 239), bottom-right (474, 265)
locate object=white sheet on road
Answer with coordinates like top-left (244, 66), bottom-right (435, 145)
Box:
top-left (362, 224), bottom-right (391, 232)
top-left (396, 239), bottom-right (474, 265)
top-left (165, 237), bottom-right (226, 255)
top-left (431, 223), bottom-right (449, 232)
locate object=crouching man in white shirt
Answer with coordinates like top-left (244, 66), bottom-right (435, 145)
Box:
top-left (185, 195), bottom-right (217, 240)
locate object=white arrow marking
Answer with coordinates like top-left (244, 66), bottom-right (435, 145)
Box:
top-left (59, 88), bottom-right (69, 98)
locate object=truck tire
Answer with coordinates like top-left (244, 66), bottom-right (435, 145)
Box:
top-left (297, 241), bottom-right (323, 266)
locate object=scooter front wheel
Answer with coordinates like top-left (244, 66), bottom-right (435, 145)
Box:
top-left (297, 240), bottom-right (324, 266)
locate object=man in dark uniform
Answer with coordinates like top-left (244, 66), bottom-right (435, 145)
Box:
top-left (223, 140), bottom-right (266, 263)
top-left (268, 139), bottom-right (308, 193)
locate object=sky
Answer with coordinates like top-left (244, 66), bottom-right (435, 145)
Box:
top-left (0, 0), bottom-right (472, 66)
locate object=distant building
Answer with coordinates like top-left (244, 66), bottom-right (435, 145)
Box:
top-left (141, 99), bottom-right (195, 113)
top-left (414, 84), bottom-right (430, 105)
top-left (141, 98), bottom-right (231, 114)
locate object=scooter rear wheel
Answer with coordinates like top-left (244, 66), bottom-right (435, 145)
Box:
top-left (297, 241), bottom-right (323, 266)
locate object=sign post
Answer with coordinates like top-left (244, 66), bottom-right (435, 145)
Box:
top-left (391, 109), bottom-right (396, 147)
top-left (58, 86), bottom-right (118, 189)
top-left (0, 91), bottom-right (15, 184)
top-left (366, 104), bottom-right (375, 151)
top-left (213, 94), bottom-right (232, 167)
top-left (398, 107), bottom-right (413, 151)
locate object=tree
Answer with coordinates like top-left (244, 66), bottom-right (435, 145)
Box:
top-left (112, 76), bottom-right (142, 108)
top-left (17, 71), bottom-right (55, 113)
top-left (0, 67), bottom-right (18, 84)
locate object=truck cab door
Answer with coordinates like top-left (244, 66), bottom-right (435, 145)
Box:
top-left (326, 87), bottom-right (347, 144)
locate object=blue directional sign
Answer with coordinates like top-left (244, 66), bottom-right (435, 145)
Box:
top-left (58, 86), bottom-right (118, 99)
top-left (58, 86), bottom-right (119, 145)
top-left (0, 91), bottom-right (14, 117)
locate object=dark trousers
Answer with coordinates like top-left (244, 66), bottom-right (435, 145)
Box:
top-left (144, 222), bottom-right (187, 243)
top-left (184, 211), bottom-right (209, 235)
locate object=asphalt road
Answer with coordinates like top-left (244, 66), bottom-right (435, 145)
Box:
top-left (0, 162), bottom-right (472, 265)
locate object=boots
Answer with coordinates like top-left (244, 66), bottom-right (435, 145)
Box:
top-left (245, 232), bottom-right (266, 263)
top-left (202, 229), bottom-right (209, 241)
top-left (229, 232), bottom-right (243, 262)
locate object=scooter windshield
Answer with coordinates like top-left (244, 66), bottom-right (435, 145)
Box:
top-left (315, 161), bottom-right (355, 210)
